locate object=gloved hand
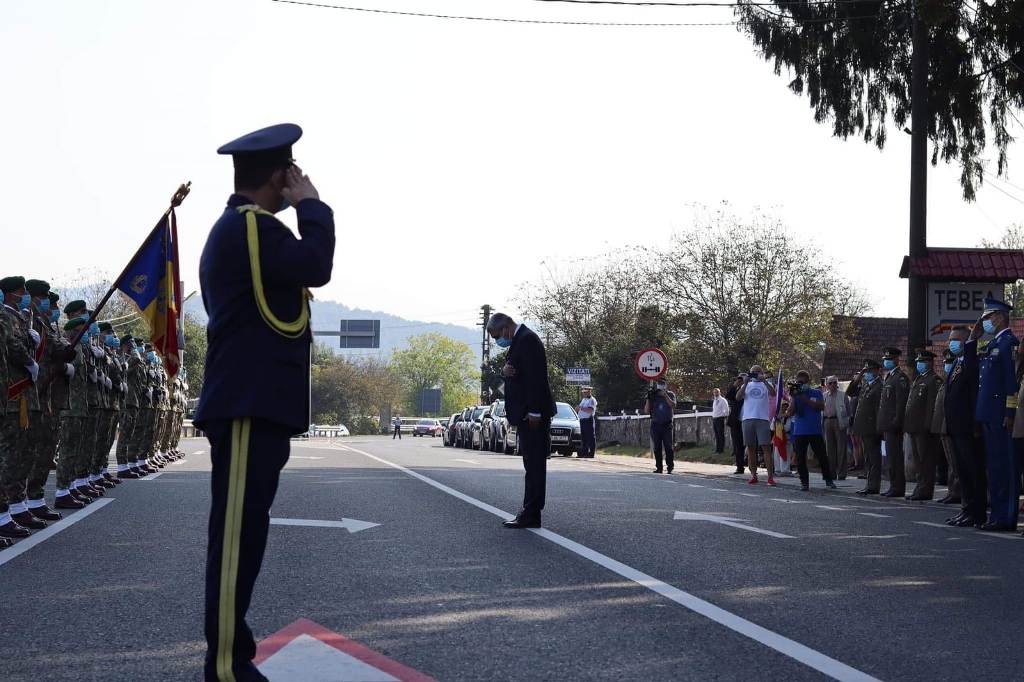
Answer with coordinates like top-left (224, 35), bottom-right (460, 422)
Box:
top-left (146, 388), bottom-right (153, 400)
top-left (121, 382), bottom-right (128, 393)
top-left (28, 329), bottom-right (40, 347)
top-left (103, 376), bottom-right (112, 390)
top-left (65, 363), bottom-right (76, 378)
top-left (90, 369), bottom-right (98, 383)
top-left (27, 360), bottom-right (39, 383)
top-left (91, 346), bottom-right (104, 359)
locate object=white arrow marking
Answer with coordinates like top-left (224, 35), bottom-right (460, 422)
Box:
top-left (270, 518), bottom-right (379, 533)
top-left (290, 456), bottom-right (325, 460)
top-left (674, 511), bottom-right (794, 539)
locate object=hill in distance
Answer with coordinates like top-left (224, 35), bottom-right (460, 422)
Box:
top-left (184, 297), bottom-right (480, 357)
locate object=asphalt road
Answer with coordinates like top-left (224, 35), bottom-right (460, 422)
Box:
top-left (1, 434), bottom-right (1022, 681)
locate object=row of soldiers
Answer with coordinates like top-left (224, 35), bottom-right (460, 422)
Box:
top-left (848, 297), bottom-right (1021, 534)
top-left (0, 276), bottom-right (188, 547)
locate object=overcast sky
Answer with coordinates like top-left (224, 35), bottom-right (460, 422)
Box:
top-left (2, 0), bottom-right (1022, 329)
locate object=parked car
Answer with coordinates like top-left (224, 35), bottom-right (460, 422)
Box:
top-left (336, 424), bottom-right (350, 437)
top-left (505, 402), bottom-right (581, 456)
top-left (480, 399), bottom-right (509, 453)
top-left (413, 418), bottom-right (443, 437)
top-left (466, 405), bottom-right (491, 449)
top-left (455, 407), bottom-right (474, 448)
top-left (443, 413), bottom-right (461, 447)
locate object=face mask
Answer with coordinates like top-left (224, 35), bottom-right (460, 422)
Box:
top-left (36, 298), bottom-right (50, 313)
top-left (80, 335), bottom-right (89, 347)
top-left (50, 310), bottom-right (59, 323)
top-left (863, 372), bottom-right (875, 383)
top-left (18, 294), bottom-right (30, 310)
top-left (943, 363), bottom-right (954, 374)
top-left (948, 340), bottom-right (963, 355)
top-left (982, 319), bottom-right (996, 335)
top-left (104, 335), bottom-right (120, 348)
top-left (146, 351), bottom-right (157, 363)
top-left (89, 322), bottom-right (100, 337)
top-left (748, 372), bottom-right (759, 381)
top-left (495, 336), bottom-right (512, 349)
top-left (883, 359), bottom-right (896, 371)
top-left (916, 361), bottom-right (929, 374)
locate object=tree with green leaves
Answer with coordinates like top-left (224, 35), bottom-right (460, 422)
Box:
top-left (181, 313), bottom-right (208, 399)
top-left (736, 0), bottom-right (1023, 200)
top-left (980, 222), bottom-right (1024, 312)
top-left (391, 333), bottom-right (478, 415)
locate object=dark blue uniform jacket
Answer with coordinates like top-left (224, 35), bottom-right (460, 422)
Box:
top-left (195, 194), bottom-right (335, 435)
top-left (944, 339), bottom-right (979, 436)
top-left (975, 329), bottom-right (1020, 425)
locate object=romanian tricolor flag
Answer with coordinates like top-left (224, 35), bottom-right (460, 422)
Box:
top-left (115, 210), bottom-right (183, 377)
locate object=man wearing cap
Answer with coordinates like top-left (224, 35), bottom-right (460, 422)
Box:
top-left (54, 314), bottom-right (92, 509)
top-left (95, 322), bottom-right (124, 487)
top-left (933, 350), bottom-right (961, 506)
top-left (128, 340), bottom-right (155, 475)
top-left (0, 286), bottom-right (23, 545)
top-left (851, 359), bottom-right (884, 495)
top-left (877, 347), bottom-right (910, 497)
top-left (973, 299), bottom-right (1020, 531)
top-left (904, 350), bottom-right (943, 501)
top-left (195, 123), bottom-right (335, 681)
top-left (115, 333), bottom-right (142, 478)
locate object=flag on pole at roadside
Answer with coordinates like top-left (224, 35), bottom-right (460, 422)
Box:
top-left (114, 211), bottom-right (183, 377)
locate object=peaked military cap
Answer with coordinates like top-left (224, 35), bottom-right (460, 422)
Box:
top-left (882, 347), bottom-right (902, 359)
top-left (25, 279), bottom-right (50, 296)
top-left (915, 349), bottom-right (936, 361)
top-left (98, 322), bottom-right (113, 332)
top-left (48, 291), bottom-right (59, 304)
top-left (64, 316), bottom-right (88, 331)
top-left (862, 358), bottom-right (881, 370)
top-left (0, 276), bottom-right (26, 293)
top-left (217, 123), bottom-right (301, 167)
top-left (982, 297), bottom-right (1013, 316)
top-left (64, 300), bottom-right (87, 316)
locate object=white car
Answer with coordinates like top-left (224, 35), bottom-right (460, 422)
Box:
top-left (336, 424), bottom-right (350, 437)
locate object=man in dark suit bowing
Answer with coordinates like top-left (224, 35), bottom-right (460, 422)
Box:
top-left (487, 312), bottom-right (556, 529)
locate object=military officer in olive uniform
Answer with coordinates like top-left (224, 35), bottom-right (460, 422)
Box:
top-left (973, 298), bottom-right (1020, 532)
top-left (55, 314), bottom-right (92, 509)
top-left (878, 347), bottom-right (911, 497)
top-left (115, 333), bottom-right (144, 478)
top-left (933, 350), bottom-right (961, 505)
top-left (195, 123), bottom-right (335, 681)
top-left (852, 359), bottom-right (884, 495)
top-left (905, 349), bottom-right (943, 501)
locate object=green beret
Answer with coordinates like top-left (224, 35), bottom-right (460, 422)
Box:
top-left (120, 334), bottom-right (134, 345)
top-left (0, 276), bottom-right (26, 294)
top-left (63, 300), bottom-right (87, 316)
top-left (25, 279), bottom-right (50, 296)
top-left (48, 291), bottom-right (59, 304)
top-left (63, 316), bottom-right (88, 331)
top-left (98, 322), bottom-right (113, 332)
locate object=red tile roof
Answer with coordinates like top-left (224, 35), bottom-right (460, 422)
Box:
top-left (899, 248), bottom-right (1024, 282)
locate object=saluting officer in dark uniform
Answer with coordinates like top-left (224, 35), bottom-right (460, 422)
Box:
top-left (973, 298), bottom-right (1020, 532)
top-left (194, 123), bottom-right (336, 681)
top-left (877, 347), bottom-right (910, 497)
top-left (944, 326), bottom-right (986, 527)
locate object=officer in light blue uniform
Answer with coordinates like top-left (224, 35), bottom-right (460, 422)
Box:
top-left (195, 123), bottom-right (336, 681)
top-left (973, 297), bottom-right (1020, 532)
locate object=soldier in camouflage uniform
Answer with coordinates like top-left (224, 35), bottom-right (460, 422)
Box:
top-left (24, 282), bottom-right (74, 521)
top-left (55, 313), bottom-right (92, 510)
top-left (131, 340), bottom-right (158, 473)
top-left (0, 288), bottom-right (16, 547)
top-left (0, 275), bottom-right (42, 538)
top-left (96, 322), bottom-right (124, 488)
top-left (67, 301), bottom-right (105, 501)
top-left (115, 333), bottom-right (144, 478)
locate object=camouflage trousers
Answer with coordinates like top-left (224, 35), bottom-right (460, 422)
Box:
top-left (91, 409), bottom-right (119, 476)
top-left (0, 408), bottom-right (36, 512)
top-left (131, 408), bottom-right (156, 460)
top-left (26, 410), bottom-right (61, 501)
top-left (116, 407), bottom-right (138, 466)
top-left (158, 410), bottom-right (173, 452)
top-left (78, 411), bottom-right (99, 480)
top-left (170, 411), bottom-right (183, 450)
top-left (57, 415), bottom-right (88, 490)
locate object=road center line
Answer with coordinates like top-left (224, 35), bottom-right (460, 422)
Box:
top-left (337, 444), bottom-right (879, 682)
top-left (858, 513), bottom-right (892, 519)
top-left (0, 498), bottom-right (115, 568)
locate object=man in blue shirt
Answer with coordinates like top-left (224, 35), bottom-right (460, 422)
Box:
top-left (785, 370), bottom-right (837, 491)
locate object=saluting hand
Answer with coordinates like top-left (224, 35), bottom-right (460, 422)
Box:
top-left (281, 165), bottom-right (319, 205)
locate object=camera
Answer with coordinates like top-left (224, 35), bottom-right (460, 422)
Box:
top-left (787, 381), bottom-right (804, 395)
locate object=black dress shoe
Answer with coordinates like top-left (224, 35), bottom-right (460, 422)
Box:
top-left (55, 495), bottom-right (85, 510)
top-left (856, 488), bottom-right (879, 495)
top-left (653, 469), bottom-right (663, 474)
top-left (0, 537), bottom-right (12, 549)
top-left (906, 494), bottom-right (932, 502)
top-left (11, 511), bottom-right (46, 530)
top-left (503, 517), bottom-right (541, 529)
top-left (953, 516), bottom-right (980, 528)
top-left (29, 505), bottom-right (62, 521)
top-left (0, 521), bottom-right (31, 538)
top-left (118, 470), bottom-right (141, 480)
top-left (939, 496), bottom-right (961, 505)
top-left (979, 522), bottom-right (1015, 532)
top-left (733, 468), bottom-right (745, 474)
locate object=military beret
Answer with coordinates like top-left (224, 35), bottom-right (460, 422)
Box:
top-left (120, 334), bottom-right (134, 346)
top-left (862, 358), bottom-right (881, 370)
top-left (882, 347), bottom-right (902, 359)
top-left (63, 316), bottom-right (88, 331)
top-left (25, 279), bottom-right (50, 296)
top-left (218, 123), bottom-right (301, 168)
top-left (915, 349), bottom-right (936, 361)
top-left (98, 322), bottom-right (113, 332)
top-left (982, 297), bottom-right (1012, 315)
top-left (64, 300), bottom-right (88, 316)
top-left (48, 291), bottom-right (59, 304)
top-left (0, 276), bottom-right (26, 293)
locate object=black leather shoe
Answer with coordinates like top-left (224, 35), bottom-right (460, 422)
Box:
top-left (938, 496), bottom-right (961, 505)
top-left (55, 495), bottom-right (85, 510)
top-left (979, 522), bottom-right (1015, 532)
top-left (653, 469), bottom-right (663, 474)
top-left (856, 488), bottom-right (879, 495)
top-left (11, 511), bottom-right (46, 530)
top-left (0, 521), bottom-right (31, 538)
top-left (29, 505), bottom-right (62, 521)
top-left (503, 517), bottom-right (541, 529)
top-left (945, 512), bottom-right (966, 525)
top-left (118, 470), bottom-right (141, 480)
top-left (0, 537), bottom-right (12, 549)
top-left (733, 468), bottom-right (745, 474)
top-left (103, 473), bottom-right (122, 485)
top-left (953, 516), bottom-right (980, 528)
top-left (906, 494), bottom-right (932, 502)
top-left (666, 469), bottom-right (673, 475)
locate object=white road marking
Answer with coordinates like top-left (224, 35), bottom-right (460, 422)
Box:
top-left (139, 472), bottom-right (163, 481)
top-left (915, 521), bottom-right (1023, 540)
top-left (738, 493), bottom-right (761, 498)
top-left (193, 449), bottom-right (205, 455)
top-left (687, 484), bottom-right (705, 488)
top-left (673, 512), bottom-right (795, 539)
top-left (771, 499), bottom-right (811, 504)
top-left (290, 456), bottom-right (326, 460)
top-left (858, 513), bottom-right (892, 519)
top-left (270, 517), bottom-right (379, 533)
top-left (338, 444), bottom-right (878, 682)
top-left (817, 506), bottom-right (849, 511)
top-left (453, 459), bottom-right (479, 465)
top-left (710, 488), bottom-right (730, 492)
top-left (835, 534), bottom-right (907, 540)
top-left (0, 499), bottom-right (115, 568)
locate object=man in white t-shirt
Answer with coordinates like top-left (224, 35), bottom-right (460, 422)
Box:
top-left (577, 387), bottom-right (597, 458)
top-left (711, 388), bottom-right (730, 453)
top-left (736, 365), bottom-right (778, 486)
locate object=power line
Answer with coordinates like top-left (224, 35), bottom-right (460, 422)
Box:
top-left (537, 0), bottom-right (886, 7)
top-left (270, 0), bottom-right (742, 25)
top-left (982, 171), bottom-right (1024, 207)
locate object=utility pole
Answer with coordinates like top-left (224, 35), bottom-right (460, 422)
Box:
top-left (907, 3), bottom-right (930, 361)
top-left (478, 304), bottom-right (491, 404)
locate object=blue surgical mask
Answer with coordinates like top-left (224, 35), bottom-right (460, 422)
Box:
top-left (916, 361), bottom-right (929, 374)
top-left (883, 359), bottom-right (896, 371)
top-left (982, 319), bottom-right (996, 335)
top-left (89, 322), bottom-right (100, 337)
top-left (863, 372), bottom-right (875, 383)
top-left (146, 351), bottom-right (157, 363)
top-left (80, 335), bottom-right (89, 347)
top-left (948, 340), bottom-right (963, 355)
top-left (36, 298), bottom-right (50, 313)
top-left (943, 363), bottom-right (954, 374)
top-left (18, 294), bottom-right (30, 310)
top-left (495, 337), bottom-right (512, 349)
top-left (50, 310), bottom-right (59, 323)
top-left (104, 335), bottom-right (119, 348)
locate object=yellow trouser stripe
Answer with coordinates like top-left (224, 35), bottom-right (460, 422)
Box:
top-left (216, 418), bottom-right (250, 682)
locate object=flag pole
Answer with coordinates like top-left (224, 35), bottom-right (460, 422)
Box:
top-left (65, 182), bottom-right (191, 349)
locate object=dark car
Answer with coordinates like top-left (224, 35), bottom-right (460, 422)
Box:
top-left (505, 402), bottom-right (581, 456)
top-left (466, 405), bottom-right (491, 450)
top-left (413, 418), bottom-right (443, 437)
top-left (442, 413), bottom-right (460, 447)
top-left (455, 407), bottom-right (474, 448)
top-left (481, 399), bottom-right (510, 453)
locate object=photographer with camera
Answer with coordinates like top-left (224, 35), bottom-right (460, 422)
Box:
top-left (785, 370), bottom-right (837, 491)
top-left (644, 380), bottom-right (677, 474)
top-left (736, 365), bottom-right (776, 485)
